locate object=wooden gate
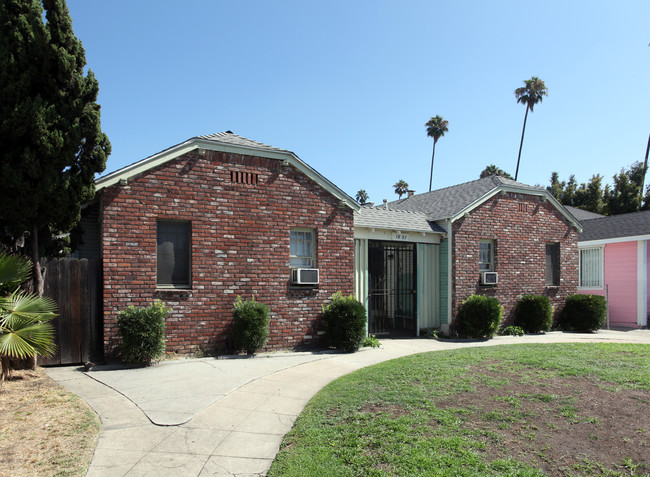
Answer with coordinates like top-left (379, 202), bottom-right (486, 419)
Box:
top-left (39, 258), bottom-right (101, 366)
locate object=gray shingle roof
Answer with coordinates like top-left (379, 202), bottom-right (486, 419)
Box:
top-left (579, 210), bottom-right (650, 242)
top-left (195, 132), bottom-right (292, 154)
top-left (354, 207), bottom-right (447, 234)
top-left (564, 206), bottom-right (604, 222)
top-left (389, 175), bottom-right (546, 220)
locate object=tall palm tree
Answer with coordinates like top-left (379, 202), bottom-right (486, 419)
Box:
top-left (355, 189), bottom-right (369, 204)
top-left (480, 164), bottom-right (512, 179)
top-left (425, 115), bottom-right (449, 191)
top-left (393, 180), bottom-right (409, 199)
top-left (514, 76), bottom-right (548, 181)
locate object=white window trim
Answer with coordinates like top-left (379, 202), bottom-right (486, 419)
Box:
top-left (479, 239), bottom-right (495, 272)
top-left (290, 227), bottom-right (316, 269)
top-left (578, 245), bottom-right (604, 290)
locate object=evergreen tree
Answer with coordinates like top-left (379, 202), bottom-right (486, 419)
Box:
top-left (0, 0), bottom-right (110, 294)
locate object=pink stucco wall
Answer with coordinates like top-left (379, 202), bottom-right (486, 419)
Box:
top-left (578, 241), bottom-right (639, 328)
top-left (603, 241), bottom-right (637, 328)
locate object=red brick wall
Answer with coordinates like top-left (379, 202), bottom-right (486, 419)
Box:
top-left (100, 149), bottom-right (354, 356)
top-left (451, 192), bottom-right (578, 328)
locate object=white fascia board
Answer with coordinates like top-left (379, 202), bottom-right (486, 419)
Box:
top-left (444, 185), bottom-right (582, 232)
top-left (579, 235), bottom-right (650, 247)
top-left (354, 227), bottom-right (443, 243)
top-left (95, 138), bottom-right (359, 211)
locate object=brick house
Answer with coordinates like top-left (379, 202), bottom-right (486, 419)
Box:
top-left (75, 132), bottom-right (359, 356)
top-left (353, 176), bottom-right (582, 335)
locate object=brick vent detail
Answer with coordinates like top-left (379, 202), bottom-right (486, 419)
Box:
top-left (101, 150), bottom-right (354, 356)
top-left (451, 193), bottom-right (579, 328)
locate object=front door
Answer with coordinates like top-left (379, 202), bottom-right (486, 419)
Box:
top-left (368, 241), bottom-right (417, 335)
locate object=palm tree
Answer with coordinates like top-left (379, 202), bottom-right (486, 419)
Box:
top-left (393, 180), bottom-right (409, 199)
top-left (514, 76), bottom-right (548, 181)
top-left (425, 115), bottom-right (449, 191)
top-left (0, 250), bottom-right (57, 381)
top-left (355, 189), bottom-right (369, 204)
top-left (480, 164), bottom-right (513, 179)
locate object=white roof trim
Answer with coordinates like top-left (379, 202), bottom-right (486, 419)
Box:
top-left (445, 185), bottom-right (582, 232)
top-left (95, 137), bottom-right (360, 211)
top-left (579, 234), bottom-right (650, 246)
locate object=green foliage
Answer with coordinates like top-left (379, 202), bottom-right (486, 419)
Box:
top-left (0, 250), bottom-right (56, 380)
top-left (232, 296), bottom-right (270, 355)
top-left (117, 301), bottom-right (168, 364)
top-left (515, 295), bottom-right (552, 333)
top-left (558, 294), bottom-right (607, 332)
top-left (362, 334), bottom-right (381, 349)
top-left (322, 292), bottom-right (367, 352)
top-left (393, 180), bottom-right (409, 199)
top-left (501, 325), bottom-right (525, 336)
top-left (355, 189), bottom-right (369, 204)
top-left (424, 328), bottom-right (439, 339)
top-left (0, 0), bottom-right (110, 267)
top-left (480, 164), bottom-right (513, 179)
top-left (458, 294), bottom-right (503, 338)
top-left (548, 161), bottom-right (649, 215)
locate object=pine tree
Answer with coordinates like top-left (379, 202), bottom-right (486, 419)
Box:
top-left (0, 0), bottom-right (110, 294)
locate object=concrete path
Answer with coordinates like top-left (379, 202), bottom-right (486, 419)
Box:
top-left (45, 330), bottom-right (650, 476)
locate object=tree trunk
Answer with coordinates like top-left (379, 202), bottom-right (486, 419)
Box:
top-left (31, 223), bottom-right (44, 297)
top-left (429, 141), bottom-right (437, 192)
top-left (515, 107), bottom-right (529, 181)
top-left (639, 133), bottom-right (650, 210)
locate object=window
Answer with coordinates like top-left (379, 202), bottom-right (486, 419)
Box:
top-left (545, 243), bottom-right (560, 286)
top-left (479, 240), bottom-right (494, 272)
top-left (579, 247), bottom-right (603, 288)
top-left (157, 221), bottom-right (191, 287)
top-left (290, 228), bottom-right (316, 268)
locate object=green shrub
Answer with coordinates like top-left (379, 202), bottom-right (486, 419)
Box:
top-left (363, 334), bottom-right (381, 349)
top-left (232, 296), bottom-right (270, 354)
top-left (323, 292), bottom-right (367, 352)
top-left (458, 294), bottom-right (503, 339)
top-left (117, 301), bottom-right (169, 364)
top-left (558, 294), bottom-right (607, 332)
top-left (501, 325), bottom-right (525, 336)
top-left (515, 294), bottom-right (552, 333)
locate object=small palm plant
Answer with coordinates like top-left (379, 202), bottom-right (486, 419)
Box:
top-left (0, 250), bottom-right (57, 381)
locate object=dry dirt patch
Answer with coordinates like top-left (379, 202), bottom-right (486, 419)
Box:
top-left (0, 367), bottom-right (100, 477)
top-left (438, 368), bottom-right (650, 476)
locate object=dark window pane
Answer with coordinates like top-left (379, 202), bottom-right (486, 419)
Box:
top-left (545, 243), bottom-right (559, 286)
top-left (157, 221), bottom-right (191, 286)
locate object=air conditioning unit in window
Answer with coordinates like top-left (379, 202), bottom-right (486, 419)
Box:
top-left (291, 268), bottom-right (319, 285)
top-left (481, 271), bottom-right (498, 285)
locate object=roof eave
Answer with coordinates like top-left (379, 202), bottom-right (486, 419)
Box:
top-left (95, 137), bottom-right (359, 211)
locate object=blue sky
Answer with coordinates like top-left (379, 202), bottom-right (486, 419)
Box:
top-left (66, 0), bottom-right (649, 204)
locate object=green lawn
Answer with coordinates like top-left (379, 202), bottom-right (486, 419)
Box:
top-left (269, 343), bottom-right (650, 477)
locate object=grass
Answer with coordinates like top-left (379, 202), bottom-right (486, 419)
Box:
top-left (269, 343), bottom-right (650, 476)
top-left (0, 367), bottom-right (100, 477)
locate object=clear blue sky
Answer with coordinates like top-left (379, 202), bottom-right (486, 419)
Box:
top-left (66, 0), bottom-right (649, 204)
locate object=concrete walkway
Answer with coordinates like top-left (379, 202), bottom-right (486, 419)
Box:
top-left (45, 330), bottom-right (650, 476)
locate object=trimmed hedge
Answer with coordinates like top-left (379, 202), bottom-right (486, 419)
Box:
top-left (232, 296), bottom-right (270, 355)
top-left (117, 301), bottom-right (169, 364)
top-left (458, 294), bottom-right (503, 339)
top-left (323, 292), bottom-right (367, 352)
top-left (515, 295), bottom-right (552, 333)
top-left (558, 294), bottom-right (607, 332)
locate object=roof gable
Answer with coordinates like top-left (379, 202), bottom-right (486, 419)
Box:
top-left (389, 175), bottom-right (581, 230)
top-left (95, 132), bottom-right (359, 210)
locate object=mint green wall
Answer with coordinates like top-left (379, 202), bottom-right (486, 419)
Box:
top-left (438, 238), bottom-right (449, 325)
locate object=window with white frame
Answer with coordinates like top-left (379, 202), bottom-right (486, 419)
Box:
top-left (290, 228), bottom-right (316, 268)
top-left (479, 240), bottom-right (494, 272)
top-left (579, 247), bottom-right (603, 288)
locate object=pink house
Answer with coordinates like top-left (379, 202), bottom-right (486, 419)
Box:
top-left (573, 207), bottom-right (650, 329)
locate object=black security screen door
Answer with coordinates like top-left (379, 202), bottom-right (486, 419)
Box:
top-left (368, 241), bottom-right (417, 335)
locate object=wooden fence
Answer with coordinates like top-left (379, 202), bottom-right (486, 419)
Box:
top-left (39, 258), bottom-right (101, 366)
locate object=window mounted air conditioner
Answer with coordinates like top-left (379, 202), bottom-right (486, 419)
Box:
top-left (481, 271), bottom-right (498, 285)
top-left (291, 268), bottom-right (319, 285)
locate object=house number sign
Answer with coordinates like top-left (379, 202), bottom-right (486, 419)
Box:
top-left (394, 233), bottom-right (409, 241)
